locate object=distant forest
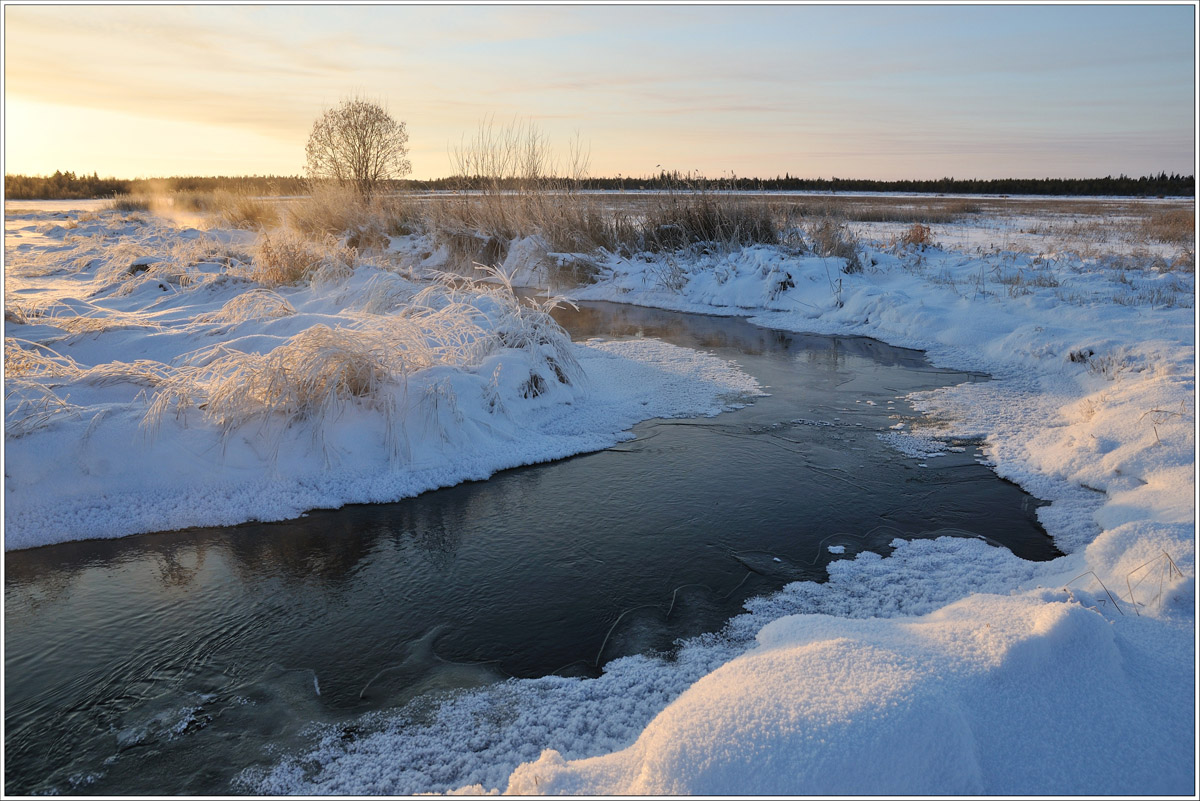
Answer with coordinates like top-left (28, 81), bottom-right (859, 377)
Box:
top-left (5, 169), bottom-right (1194, 200)
top-left (3, 172), bottom-right (310, 200)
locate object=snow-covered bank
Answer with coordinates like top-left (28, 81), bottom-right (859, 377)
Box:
top-left (247, 220), bottom-right (1193, 794)
top-left (505, 590), bottom-right (1193, 795)
top-left (3, 211), bottom-right (760, 550)
top-left (488, 232), bottom-right (1196, 795)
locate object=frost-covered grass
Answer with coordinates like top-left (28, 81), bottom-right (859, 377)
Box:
top-left (249, 227), bottom-right (358, 286)
top-left (143, 269), bottom-right (583, 456)
top-left (4, 192), bottom-right (1195, 795)
top-left (2, 206), bottom-right (761, 548)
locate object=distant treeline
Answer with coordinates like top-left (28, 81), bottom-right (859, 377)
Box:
top-left (426, 171), bottom-right (1196, 198)
top-left (5, 171), bottom-right (130, 199)
top-left (4, 172), bottom-right (310, 200)
top-left (6, 169), bottom-right (1194, 200)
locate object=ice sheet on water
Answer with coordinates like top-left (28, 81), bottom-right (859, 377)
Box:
top-left (877, 429), bottom-right (950, 460)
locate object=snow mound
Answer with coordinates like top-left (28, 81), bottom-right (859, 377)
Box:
top-left (505, 592), bottom-right (1193, 796)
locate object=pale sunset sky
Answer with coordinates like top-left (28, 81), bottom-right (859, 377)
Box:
top-left (3, 3), bottom-right (1196, 181)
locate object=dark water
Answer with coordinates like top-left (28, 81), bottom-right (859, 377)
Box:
top-left (3, 303), bottom-right (1059, 795)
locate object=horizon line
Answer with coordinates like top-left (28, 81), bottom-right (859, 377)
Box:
top-left (5, 171), bottom-right (1195, 184)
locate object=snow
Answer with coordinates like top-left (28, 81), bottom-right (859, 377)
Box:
top-left (505, 592), bottom-right (1193, 795)
top-left (3, 211), bottom-right (762, 549)
top-left (4, 201), bottom-right (1195, 795)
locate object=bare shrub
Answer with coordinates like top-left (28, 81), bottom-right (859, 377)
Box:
top-left (434, 125), bottom-right (779, 269)
top-left (432, 118), bottom-right (611, 268)
top-left (1170, 246), bottom-right (1195, 273)
top-left (898, 222), bottom-right (934, 249)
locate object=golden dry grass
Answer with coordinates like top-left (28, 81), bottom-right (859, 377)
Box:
top-left (250, 229), bottom-right (358, 287)
top-left (194, 289), bottom-right (296, 328)
top-left (142, 271), bottom-right (579, 448)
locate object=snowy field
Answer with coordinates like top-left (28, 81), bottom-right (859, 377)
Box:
top-left (3, 195), bottom-right (1195, 794)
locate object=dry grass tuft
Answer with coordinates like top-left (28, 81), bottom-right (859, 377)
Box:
top-left (144, 327), bottom-right (395, 439)
top-left (1141, 207), bottom-right (1194, 245)
top-left (80, 359), bottom-right (173, 387)
top-left (195, 289), bottom-right (296, 328)
top-left (789, 198), bottom-right (981, 224)
top-left (425, 188), bottom-right (778, 271)
top-left (287, 185), bottom-right (370, 237)
top-left (106, 195), bottom-right (153, 213)
top-left (45, 312), bottom-right (161, 335)
top-left (4, 338), bottom-right (82, 379)
top-left (808, 218), bottom-right (863, 273)
top-left (212, 190), bottom-right (281, 230)
top-left (284, 185), bottom-right (414, 260)
top-left (250, 229), bottom-right (358, 287)
top-left (207, 325), bottom-right (394, 427)
top-left (4, 382), bottom-right (83, 437)
top-left (639, 192), bottom-right (777, 253)
top-left (354, 274), bottom-right (416, 315)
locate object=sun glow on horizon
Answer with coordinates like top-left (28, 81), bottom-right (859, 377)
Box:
top-left (4, 96), bottom-right (306, 178)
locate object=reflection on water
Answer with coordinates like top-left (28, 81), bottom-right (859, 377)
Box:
top-left (4, 302), bottom-right (1059, 795)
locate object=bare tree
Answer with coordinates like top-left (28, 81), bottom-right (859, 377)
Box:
top-left (305, 97), bottom-right (411, 201)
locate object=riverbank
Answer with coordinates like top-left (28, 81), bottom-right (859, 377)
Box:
top-left (4, 199), bottom-right (1194, 794)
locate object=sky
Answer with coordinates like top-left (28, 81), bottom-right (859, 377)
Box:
top-left (2, 3), bottom-right (1196, 181)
